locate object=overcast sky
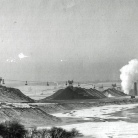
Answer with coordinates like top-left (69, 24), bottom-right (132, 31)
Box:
top-left (0, 0), bottom-right (138, 82)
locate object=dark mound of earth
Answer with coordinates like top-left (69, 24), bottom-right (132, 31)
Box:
top-left (0, 85), bottom-right (34, 103)
top-left (0, 107), bottom-right (60, 127)
top-left (103, 88), bottom-right (127, 97)
top-left (40, 86), bottom-right (106, 101)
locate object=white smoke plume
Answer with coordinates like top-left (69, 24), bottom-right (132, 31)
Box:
top-left (120, 59), bottom-right (138, 94)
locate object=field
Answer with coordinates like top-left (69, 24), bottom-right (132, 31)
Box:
top-left (52, 103), bottom-right (138, 138)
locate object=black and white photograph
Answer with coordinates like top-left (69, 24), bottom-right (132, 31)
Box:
top-left (0, 0), bottom-right (138, 138)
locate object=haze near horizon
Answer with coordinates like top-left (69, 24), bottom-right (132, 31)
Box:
top-left (0, 0), bottom-right (138, 82)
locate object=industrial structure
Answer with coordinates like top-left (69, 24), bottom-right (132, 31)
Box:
top-left (68, 80), bottom-right (73, 87)
top-left (134, 82), bottom-right (137, 96)
top-left (0, 77), bottom-right (2, 85)
top-left (129, 82), bottom-right (138, 98)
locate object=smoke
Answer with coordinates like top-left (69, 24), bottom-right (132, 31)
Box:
top-left (120, 59), bottom-right (138, 94)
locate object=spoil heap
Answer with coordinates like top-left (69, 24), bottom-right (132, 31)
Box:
top-left (40, 86), bottom-right (106, 101)
top-left (0, 103), bottom-right (60, 127)
top-left (0, 85), bottom-right (34, 103)
top-left (103, 88), bottom-right (127, 97)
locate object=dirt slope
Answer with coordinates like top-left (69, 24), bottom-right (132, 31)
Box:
top-left (103, 88), bottom-right (127, 97)
top-left (40, 86), bottom-right (106, 101)
top-left (0, 86), bottom-right (34, 103)
top-left (0, 106), bottom-right (61, 127)
top-left (36, 97), bottom-right (138, 114)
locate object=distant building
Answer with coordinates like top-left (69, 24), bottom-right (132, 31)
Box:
top-left (0, 77), bottom-right (2, 85)
top-left (129, 82), bottom-right (138, 96)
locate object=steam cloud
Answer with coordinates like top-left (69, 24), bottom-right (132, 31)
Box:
top-left (120, 59), bottom-right (138, 94)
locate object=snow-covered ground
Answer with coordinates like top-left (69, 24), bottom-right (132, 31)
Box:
top-left (52, 104), bottom-right (138, 138)
top-left (61, 121), bottom-right (138, 138)
top-left (52, 104), bottom-right (137, 119)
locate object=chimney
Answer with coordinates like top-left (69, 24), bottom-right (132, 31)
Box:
top-left (134, 82), bottom-right (137, 96)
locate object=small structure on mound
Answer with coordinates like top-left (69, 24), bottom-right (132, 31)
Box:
top-left (40, 85), bottom-right (106, 101)
top-left (67, 80), bottom-right (74, 90)
top-left (103, 88), bottom-right (127, 97)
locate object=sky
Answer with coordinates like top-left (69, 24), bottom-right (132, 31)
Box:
top-left (0, 0), bottom-right (138, 82)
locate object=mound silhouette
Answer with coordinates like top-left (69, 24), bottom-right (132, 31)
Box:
top-left (40, 86), bottom-right (106, 101)
top-left (0, 107), bottom-right (60, 127)
top-left (0, 86), bottom-right (34, 103)
top-left (103, 88), bottom-right (127, 97)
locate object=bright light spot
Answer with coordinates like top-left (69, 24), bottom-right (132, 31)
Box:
top-left (6, 53), bottom-right (29, 63)
top-left (6, 58), bottom-right (16, 63)
top-left (60, 59), bottom-right (67, 62)
top-left (18, 53), bottom-right (28, 60)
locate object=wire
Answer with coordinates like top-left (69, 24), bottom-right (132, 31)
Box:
top-left (4, 79), bottom-right (53, 84)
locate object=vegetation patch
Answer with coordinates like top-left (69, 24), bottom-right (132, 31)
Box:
top-left (0, 121), bottom-right (82, 138)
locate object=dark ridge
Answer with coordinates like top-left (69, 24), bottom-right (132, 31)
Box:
top-left (103, 88), bottom-right (127, 97)
top-left (0, 107), bottom-right (61, 127)
top-left (0, 85), bottom-right (34, 103)
top-left (39, 86), bottom-right (106, 102)
top-left (86, 88), bottom-right (106, 98)
top-left (47, 89), bottom-right (64, 100)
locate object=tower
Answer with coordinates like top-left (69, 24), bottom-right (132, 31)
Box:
top-left (25, 81), bottom-right (28, 85)
top-left (78, 82), bottom-right (80, 87)
top-left (0, 77), bottom-right (2, 85)
top-left (2, 79), bottom-right (5, 84)
top-left (134, 82), bottom-right (137, 96)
